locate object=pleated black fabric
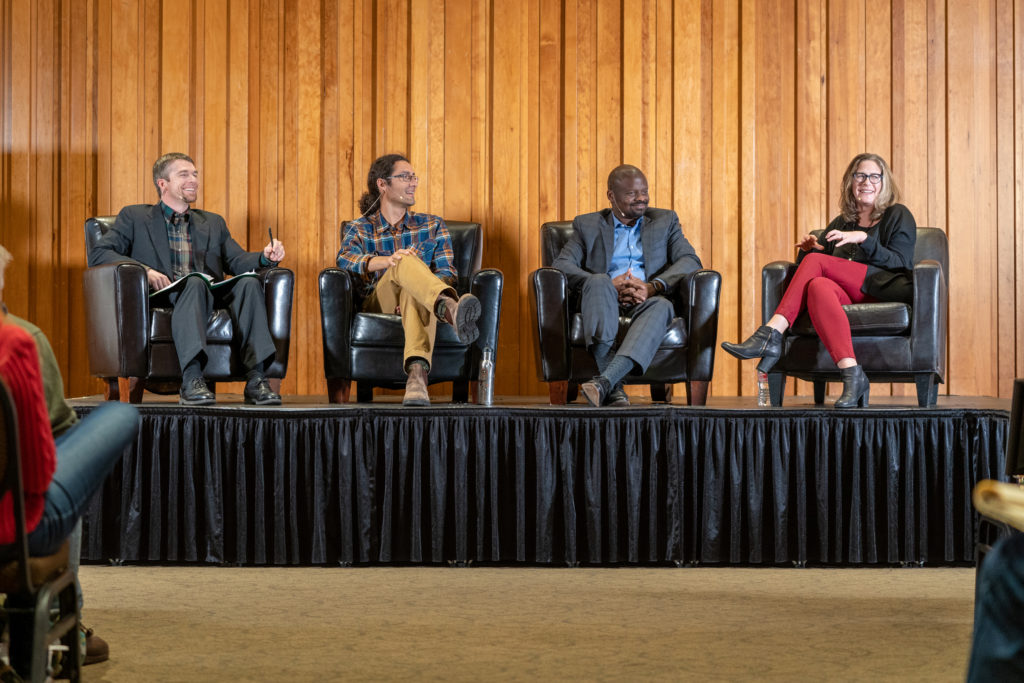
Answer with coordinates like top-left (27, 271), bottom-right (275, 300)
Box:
top-left (78, 405), bottom-right (1007, 566)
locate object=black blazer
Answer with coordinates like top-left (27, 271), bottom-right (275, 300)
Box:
top-left (551, 207), bottom-right (702, 294)
top-left (88, 204), bottom-right (263, 281)
top-left (798, 203), bottom-right (917, 304)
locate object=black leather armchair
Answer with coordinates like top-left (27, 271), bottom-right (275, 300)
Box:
top-left (83, 216), bottom-right (294, 402)
top-left (763, 227), bottom-right (948, 407)
top-left (530, 221), bottom-right (721, 405)
top-left (0, 378), bottom-right (81, 682)
top-left (319, 221), bottom-right (503, 403)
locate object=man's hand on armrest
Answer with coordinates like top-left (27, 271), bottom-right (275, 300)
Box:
top-left (146, 268), bottom-right (171, 291)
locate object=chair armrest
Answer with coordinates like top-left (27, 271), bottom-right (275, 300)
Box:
top-left (910, 259), bottom-right (946, 376)
top-left (675, 269), bottom-right (722, 381)
top-left (319, 268), bottom-right (357, 378)
top-left (761, 261), bottom-right (797, 323)
top-left (471, 269), bottom-right (504, 358)
top-left (261, 267), bottom-right (294, 378)
top-left (82, 262), bottom-right (150, 377)
top-left (530, 267), bottom-right (571, 381)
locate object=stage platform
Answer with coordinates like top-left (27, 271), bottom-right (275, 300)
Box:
top-left (73, 394), bottom-right (1010, 568)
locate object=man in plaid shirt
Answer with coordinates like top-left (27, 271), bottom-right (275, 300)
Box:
top-left (336, 153), bottom-right (481, 406)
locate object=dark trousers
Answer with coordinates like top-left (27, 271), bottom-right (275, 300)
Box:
top-left (168, 276), bottom-right (277, 372)
top-left (579, 273), bottom-right (674, 372)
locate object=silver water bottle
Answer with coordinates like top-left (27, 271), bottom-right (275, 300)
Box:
top-left (478, 347), bottom-right (494, 406)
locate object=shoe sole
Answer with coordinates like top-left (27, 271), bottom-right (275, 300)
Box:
top-left (834, 390), bottom-right (870, 409)
top-left (245, 396), bottom-right (282, 406)
top-left (403, 397), bottom-right (431, 406)
top-left (580, 383), bottom-right (603, 407)
top-left (720, 341), bottom-right (763, 361)
top-left (179, 396), bottom-right (216, 406)
top-left (454, 294), bottom-right (481, 345)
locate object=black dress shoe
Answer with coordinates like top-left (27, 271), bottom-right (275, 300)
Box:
top-left (581, 377), bottom-right (610, 407)
top-left (834, 364), bottom-right (870, 408)
top-left (605, 384), bottom-right (630, 407)
top-left (179, 377), bottom-right (216, 406)
top-left (721, 325), bottom-right (784, 372)
top-left (244, 376), bottom-right (282, 405)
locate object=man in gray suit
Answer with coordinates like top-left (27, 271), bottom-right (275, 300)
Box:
top-left (553, 164), bottom-right (702, 406)
top-left (89, 153), bottom-right (285, 406)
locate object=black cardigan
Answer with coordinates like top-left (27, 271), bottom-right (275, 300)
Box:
top-left (797, 203), bottom-right (917, 304)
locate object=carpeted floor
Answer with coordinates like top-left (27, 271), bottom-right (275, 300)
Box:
top-left (78, 565), bottom-right (976, 682)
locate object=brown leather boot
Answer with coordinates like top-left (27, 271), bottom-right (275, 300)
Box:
top-left (438, 293), bottom-right (481, 344)
top-left (403, 362), bottom-right (430, 406)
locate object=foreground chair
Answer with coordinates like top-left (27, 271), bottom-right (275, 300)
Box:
top-left (83, 216), bottom-right (294, 402)
top-left (0, 379), bottom-right (80, 682)
top-left (762, 227), bottom-right (948, 407)
top-left (319, 221), bottom-right (503, 403)
top-left (530, 221), bottom-right (721, 405)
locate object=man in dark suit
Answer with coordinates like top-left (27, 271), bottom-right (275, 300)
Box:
top-left (88, 153), bottom-right (285, 405)
top-left (553, 164), bottom-right (702, 406)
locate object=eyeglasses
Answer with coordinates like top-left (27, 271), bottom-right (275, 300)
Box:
top-left (852, 172), bottom-right (882, 185)
top-left (387, 173), bottom-right (419, 183)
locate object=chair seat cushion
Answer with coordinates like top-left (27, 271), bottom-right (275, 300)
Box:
top-left (569, 313), bottom-right (688, 349)
top-left (790, 302), bottom-right (911, 337)
top-left (351, 312), bottom-right (469, 348)
top-left (150, 308), bottom-right (235, 343)
top-left (0, 539), bottom-right (69, 592)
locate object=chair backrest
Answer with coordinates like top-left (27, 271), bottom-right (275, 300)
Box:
top-left (0, 378), bottom-right (35, 590)
top-left (84, 216), bottom-right (116, 253)
top-left (338, 220), bottom-right (483, 294)
top-left (913, 227), bottom-right (949, 287)
top-left (540, 221), bottom-right (574, 267)
top-left (445, 221), bottom-right (483, 294)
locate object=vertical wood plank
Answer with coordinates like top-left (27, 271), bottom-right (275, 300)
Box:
top-left (710, 0), bottom-right (741, 397)
top-left (947, 0), bottom-right (998, 396)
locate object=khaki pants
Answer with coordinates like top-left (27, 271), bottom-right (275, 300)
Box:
top-left (363, 255), bottom-right (456, 368)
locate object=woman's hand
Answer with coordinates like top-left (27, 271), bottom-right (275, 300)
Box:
top-left (824, 229), bottom-right (868, 248)
top-left (795, 234), bottom-right (824, 252)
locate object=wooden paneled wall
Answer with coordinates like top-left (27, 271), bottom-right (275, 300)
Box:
top-left (2, 0), bottom-right (1023, 400)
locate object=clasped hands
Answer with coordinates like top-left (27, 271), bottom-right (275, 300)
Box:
top-left (796, 229), bottom-right (868, 252)
top-left (613, 269), bottom-right (655, 307)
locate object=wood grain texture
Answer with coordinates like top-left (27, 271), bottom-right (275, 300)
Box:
top-left (1, 0), bottom-right (1022, 400)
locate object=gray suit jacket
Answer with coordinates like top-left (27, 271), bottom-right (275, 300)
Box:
top-left (552, 208), bottom-right (702, 293)
top-left (88, 204), bottom-right (262, 281)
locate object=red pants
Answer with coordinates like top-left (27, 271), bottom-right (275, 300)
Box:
top-left (774, 253), bottom-right (873, 363)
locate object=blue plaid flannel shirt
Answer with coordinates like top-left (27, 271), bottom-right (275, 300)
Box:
top-left (336, 211), bottom-right (457, 296)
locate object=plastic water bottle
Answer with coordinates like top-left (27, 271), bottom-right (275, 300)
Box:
top-left (478, 347), bottom-right (494, 406)
top-left (757, 370), bottom-right (770, 407)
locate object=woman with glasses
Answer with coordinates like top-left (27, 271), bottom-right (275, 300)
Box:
top-left (721, 152), bottom-right (916, 408)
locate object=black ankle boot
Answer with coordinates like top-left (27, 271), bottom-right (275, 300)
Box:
top-left (721, 325), bottom-right (784, 372)
top-left (834, 365), bottom-right (870, 408)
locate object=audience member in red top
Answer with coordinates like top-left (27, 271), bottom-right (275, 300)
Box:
top-left (0, 313), bottom-right (139, 555)
top-left (0, 318), bottom-right (56, 543)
